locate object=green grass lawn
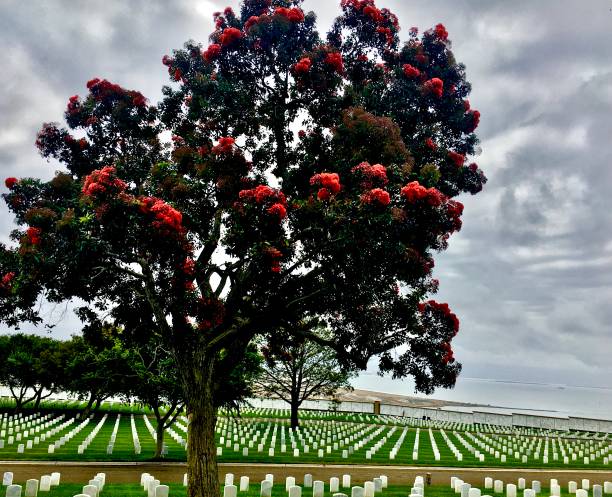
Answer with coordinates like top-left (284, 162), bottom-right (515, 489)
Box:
top-left (3, 483), bottom-right (610, 497)
top-left (1, 405), bottom-right (610, 469)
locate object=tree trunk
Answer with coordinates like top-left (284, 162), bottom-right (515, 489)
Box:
top-left (154, 419), bottom-right (165, 459)
top-left (34, 388), bottom-right (43, 409)
top-left (290, 397), bottom-right (300, 430)
top-left (81, 392), bottom-right (96, 419)
top-left (185, 355), bottom-right (218, 497)
top-left (93, 397), bottom-right (103, 412)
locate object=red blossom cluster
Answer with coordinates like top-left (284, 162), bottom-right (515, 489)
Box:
top-left (402, 64), bottom-right (420, 79)
top-left (86, 78), bottom-right (147, 107)
top-left (434, 23), bottom-right (449, 41)
top-left (26, 227), bottom-right (42, 246)
top-left (310, 172), bottom-right (341, 201)
top-left (274, 6), bottom-right (305, 22)
top-left (203, 43), bottom-right (222, 62)
top-left (447, 151), bottom-right (465, 168)
top-left (400, 181), bottom-right (444, 207)
top-left (139, 197), bottom-right (184, 234)
top-left (182, 257), bottom-right (196, 276)
top-left (465, 109), bottom-right (481, 133)
top-left (267, 203), bottom-right (287, 220)
top-left (423, 77), bottom-right (444, 98)
top-left (67, 95), bottom-right (80, 114)
top-left (263, 247), bottom-right (283, 273)
top-left (363, 5), bottom-right (383, 22)
top-left (440, 342), bottom-right (454, 364)
top-left (341, 0), bottom-right (397, 45)
top-left (425, 138), bottom-right (437, 150)
top-left (211, 136), bottom-right (235, 154)
top-left (197, 296), bottom-right (226, 330)
top-left (238, 185), bottom-right (288, 221)
top-left (5, 177), bottom-right (18, 189)
top-left (324, 52), bottom-right (344, 74)
top-left (446, 199), bottom-right (464, 231)
top-left (219, 27), bottom-right (243, 46)
top-left (418, 299), bottom-right (460, 334)
top-left (245, 16), bottom-right (259, 30)
top-left (415, 53), bottom-right (429, 65)
top-left (351, 162), bottom-right (388, 188)
top-left (82, 166), bottom-right (128, 200)
top-left (361, 188), bottom-right (390, 206)
top-left (0, 272), bottom-right (15, 292)
top-left (293, 57), bottom-right (312, 75)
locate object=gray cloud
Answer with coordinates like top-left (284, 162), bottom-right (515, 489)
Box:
top-left (1, 0), bottom-right (611, 407)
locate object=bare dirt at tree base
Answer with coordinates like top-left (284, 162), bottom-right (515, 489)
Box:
top-left (2, 461), bottom-right (611, 486)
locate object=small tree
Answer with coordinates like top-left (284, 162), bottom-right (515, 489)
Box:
top-left (0, 2), bottom-right (485, 496)
top-left (0, 334), bottom-right (61, 411)
top-left (120, 337), bottom-right (184, 459)
top-left (256, 330), bottom-right (355, 428)
top-left (61, 332), bottom-right (132, 417)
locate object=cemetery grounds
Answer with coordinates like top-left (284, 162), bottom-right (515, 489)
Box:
top-left (1, 400), bottom-right (612, 497)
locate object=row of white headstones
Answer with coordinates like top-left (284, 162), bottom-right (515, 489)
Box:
top-left (179, 416), bottom-right (612, 465)
top-left (234, 408), bottom-right (608, 439)
top-left (1, 409), bottom-right (610, 464)
top-left (218, 472), bottom-right (402, 497)
top-left (458, 429), bottom-right (611, 465)
top-left (452, 476), bottom-right (612, 497)
top-left (1, 471), bottom-right (105, 497)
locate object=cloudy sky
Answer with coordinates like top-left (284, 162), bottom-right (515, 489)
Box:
top-left (1, 0), bottom-right (612, 413)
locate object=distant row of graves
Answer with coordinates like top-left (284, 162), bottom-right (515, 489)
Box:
top-left (0, 408), bottom-right (610, 466)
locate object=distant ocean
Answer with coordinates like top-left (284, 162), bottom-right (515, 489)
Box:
top-left (353, 375), bottom-right (612, 420)
top-left (2, 376), bottom-right (612, 421)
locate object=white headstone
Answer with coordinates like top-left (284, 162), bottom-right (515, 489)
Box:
top-left (494, 481), bottom-right (503, 493)
top-left (224, 485), bottom-right (237, 497)
top-left (226, 474), bottom-right (234, 486)
top-left (82, 485), bottom-right (97, 497)
top-left (524, 489), bottom-right (535, 497)
top-left (507, 484), bottom-right (517, 497)
top-left (25, 479), bottom-right (38, 497)
top-left (39, 476), bottom-right (51, 492)
top-left (331, 478), bottom-right (340, 493)
top-left (289, 486), bottom-right (302, 497)
top-left (603, 482), bottom-right (611, 494)
top-left (485, 478), bottom-right (493, 490)
top-left (261, 480), bottom-right (272, 497)
top-left (532, 481), bottom-right (541, 494)
top-left (352, 487), bottom-right (364, 497)
top-left (469, 489), bottom-right (481, 497)
top-left (343, 476), bottom-right (351, 489)
top-left (582, 481), bottom-right (590, 491)
top-left (304, 475), bottom-right (313, 488)
top-left (569, 482), bottom-right (578, 494)
top-left (50, 473), bottom-right (60, 487)
top-left (155, 485), bottom-right (169, 497)
top-left (240, 476), bottom-right (249, 492)
top-left (183, 474), bottom-right (188, 487)
top-left (364, 482), bottom-right (375, 497)
top-left (518, 479), bottom-right (526, 491)
top-left (6, 485), bottom-right (22, 497)
top-left (314, 481), bottom-right (325, 497)
top-left (3, 472), bottom-right (14, 486)
top-left (594, 485), bottom-right (603, 497)
top-left (576, 491), bottom-right (588, 497)
top-left (286, 477), bottom-right (296, 491)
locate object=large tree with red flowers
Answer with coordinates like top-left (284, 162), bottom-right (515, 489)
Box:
top-left (0, 1), bottom-right (485, 496)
